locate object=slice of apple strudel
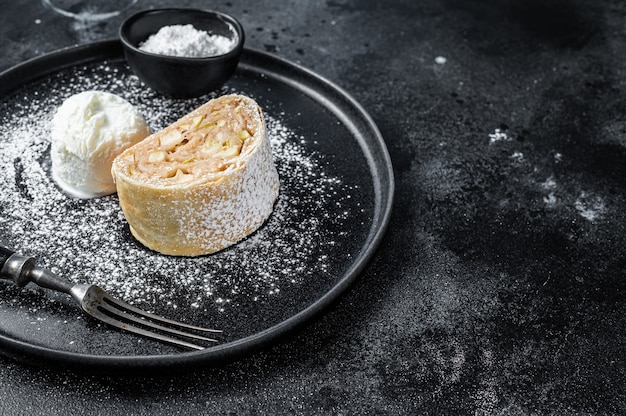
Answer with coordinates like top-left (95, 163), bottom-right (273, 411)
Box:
top-left (111, 94), bottom-right (280, 256)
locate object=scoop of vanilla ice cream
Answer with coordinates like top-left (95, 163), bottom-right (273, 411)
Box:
top-left (50, 91), bottom-right (150, 198)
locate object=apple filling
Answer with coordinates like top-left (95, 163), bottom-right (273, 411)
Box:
top-left (122, 97), bottom-right (257, 183)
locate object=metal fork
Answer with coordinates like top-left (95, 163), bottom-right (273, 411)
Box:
top-left (0, 246), bottom-right (221, 350)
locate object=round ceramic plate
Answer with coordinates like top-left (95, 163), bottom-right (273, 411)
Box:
top-left (0, 40), bottom-right (393, 372)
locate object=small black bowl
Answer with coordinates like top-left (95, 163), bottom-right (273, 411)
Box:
top-left (120, 8), bottom-right (245, 98)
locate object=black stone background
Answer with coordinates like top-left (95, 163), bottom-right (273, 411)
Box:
top-left (0, 0), bottom-right (624, 414)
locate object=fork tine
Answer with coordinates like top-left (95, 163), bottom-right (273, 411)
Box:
top-left (98, 297), bottom-right (220, 343)
top-left (76, 285), bottom-right (222, 350)
top-left (89, 308), bottom-right (208, 350)
top-left (102, 295), bottom-right (222, 333)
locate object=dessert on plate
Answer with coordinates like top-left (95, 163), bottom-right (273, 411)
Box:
top-left (111, 94), bottom-right (280, 256)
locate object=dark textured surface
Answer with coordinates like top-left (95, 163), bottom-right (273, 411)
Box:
top-left (1, 0), bottom-right (625, 414)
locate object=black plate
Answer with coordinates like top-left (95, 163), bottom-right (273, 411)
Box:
top-left (0, 40), bottom-right (393, 373)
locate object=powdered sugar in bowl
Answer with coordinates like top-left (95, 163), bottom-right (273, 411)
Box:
top-left (120, 8), bottom-right (245, 98)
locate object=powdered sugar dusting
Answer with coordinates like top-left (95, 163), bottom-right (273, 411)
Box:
top-left (0, 60), bottom-right (356, 318)
top-left (139, 24), bottom-right (238, 58)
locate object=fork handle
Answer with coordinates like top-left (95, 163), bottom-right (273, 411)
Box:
top-left (0, 245), bottom-right (74, 293)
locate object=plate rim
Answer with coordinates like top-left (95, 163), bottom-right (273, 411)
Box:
top-left (0, 39), bottom-right (395, 373)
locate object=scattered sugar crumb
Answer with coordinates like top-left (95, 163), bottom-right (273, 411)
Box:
top-left (540, 176), bottom-right (558, 207)
top-left (574, 192), bottom-right (606, 222)
top-left (488, 128), bottom-right (510, 144)
top-left (541, 176), bottom-right (557, 190)
top-left (543, 192), bottom-right (557, 207)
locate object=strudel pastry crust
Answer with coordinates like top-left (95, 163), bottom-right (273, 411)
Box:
top-left (111, 94), bottom-right (279, 256)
